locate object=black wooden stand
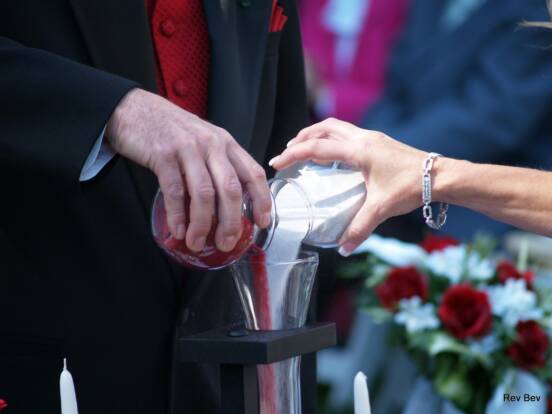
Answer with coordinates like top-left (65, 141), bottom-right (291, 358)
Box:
top-left (177, 323), bottom-right (336, 414)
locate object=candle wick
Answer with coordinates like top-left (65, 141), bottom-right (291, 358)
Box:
top-left (64, 358), bottom-right (67, 370)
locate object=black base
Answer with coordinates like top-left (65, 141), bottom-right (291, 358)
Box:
top-left (177, 322), bottom-right (336, 365)
top-left (177, 323), bottom-right (336, 414)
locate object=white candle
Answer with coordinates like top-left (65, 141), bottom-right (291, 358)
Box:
top-left (354, 371), bottom-right (371, 414)
top-left (59, 358), bottom-right (79, 414)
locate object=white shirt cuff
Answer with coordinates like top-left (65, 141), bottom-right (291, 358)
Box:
top-left (79, 126), bottom-right (116, 181)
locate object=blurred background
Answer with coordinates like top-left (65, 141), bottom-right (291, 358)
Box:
top-left (297, 0), bottom-right (552, 412)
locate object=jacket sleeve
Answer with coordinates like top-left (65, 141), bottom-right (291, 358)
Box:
top-left (0, 36), bottom-right (137, 184)
top-left (361, 24), bottom-right (552, 163)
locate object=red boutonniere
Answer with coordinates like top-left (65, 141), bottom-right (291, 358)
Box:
top-left (0, 399), bottom-right (8, 410)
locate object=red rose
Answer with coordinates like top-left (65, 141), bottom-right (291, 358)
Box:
top-left (0, 399), bottom-right (7, 410)
top-left (420, 234), bottom-right (459, 253)
top-left (375, 266), bottom-right (429, 310)
top-left (507, 320), bottom-right (549, 370)
top-left (438, 284), bottom-right (492, 339)
top-left (497, 261), bottom-right (534, 289)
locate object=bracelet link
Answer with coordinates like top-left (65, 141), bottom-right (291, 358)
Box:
top-left (422, 153), bottom-right (449, 230)
top-left (422, 205), bottom-right (433, 220)
top-left (422, 174), bottom-right (431, 204)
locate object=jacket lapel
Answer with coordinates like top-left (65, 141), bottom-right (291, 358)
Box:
top-left (203, 0), bottom-right (272, 150)
top-left (68, 0), bottom-right (273, 211)
top-left (69, 0), bottom-right (159, 215)
top-left (68, 0), bottom-right (158, 92)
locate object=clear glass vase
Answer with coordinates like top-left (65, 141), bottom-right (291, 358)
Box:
top-left (230, 250), bottom-right (319, 414)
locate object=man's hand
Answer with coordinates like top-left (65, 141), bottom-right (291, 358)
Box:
top-left (106, 88), bottom-right (272, 253)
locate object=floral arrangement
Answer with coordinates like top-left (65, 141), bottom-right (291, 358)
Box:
top-left (342, 234), bottom-right (552, 414)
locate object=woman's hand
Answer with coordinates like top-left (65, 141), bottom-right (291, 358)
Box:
top-left (270, 118), bottom-right (428, 256)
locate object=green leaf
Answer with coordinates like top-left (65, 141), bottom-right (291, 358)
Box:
top-left (428, 274), bottom-right (451, 299)
top-left (365, 265), bottom-right (390, 288)
top-left (339, 254), bottom-right (384, 277)
top-left (409, 332), bottom-right (491, 367)
top-left (410, 332), bottom-right (466, 355)
top-left (364, 307), bottom-right (393, 323)
top-left (494, 321), bottom-right (517, 343)
top-left (517, 238), bottom-right (529, 272)
top-left (433, 354), bottom-right (474, 411)
top-left (470, 233), bottom-right (498, 259)
top-left (427, 333), bottom-right (469, 355)
top-left (536, 288), bottom-right (552, 313)
top-left (340, 261), bottom-right (371, 279)
top-left (534, 365), bottom-right (552, 381)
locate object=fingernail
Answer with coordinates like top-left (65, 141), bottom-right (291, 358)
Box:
top-left (338, 243), bottom-right (356, 257)
top-left (176, 224), bottom-right (186, 240)
top-left (193, 236), bottom-right (206, 252)
top-left (224, 236), bottom-right (237, 250)
top-left (268, 157), bottom-right (279, 167)
top-left (262, 212), bottom-right (271, 227)
top-left (286, 139), bottom-right (296, 147)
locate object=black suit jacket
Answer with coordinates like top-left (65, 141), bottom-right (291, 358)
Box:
top-left (0, 1), bottom-right (307, 413)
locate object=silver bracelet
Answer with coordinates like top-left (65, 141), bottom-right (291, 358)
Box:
top-left (422, 152), bottom-right (449, 230)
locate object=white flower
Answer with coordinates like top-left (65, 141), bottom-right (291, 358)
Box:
top-left (486, 279), bottom-right (543, 327)
top-left (425, 245), bottom-right (466, 283)
top-left (372, 263), bottom-right (390, 279)
top-left (466, 253), bottom-right (494, 281)
top-left (353, 234), bottom-right (427, 267)
top-left (468, 334), bottom-right (500, 355)
top-left (424, 245), bottom-right (494, 283)
top-left (540, 315), bottom-right (552, 338)
top-left (394, 296), bottom-right (440, 333)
